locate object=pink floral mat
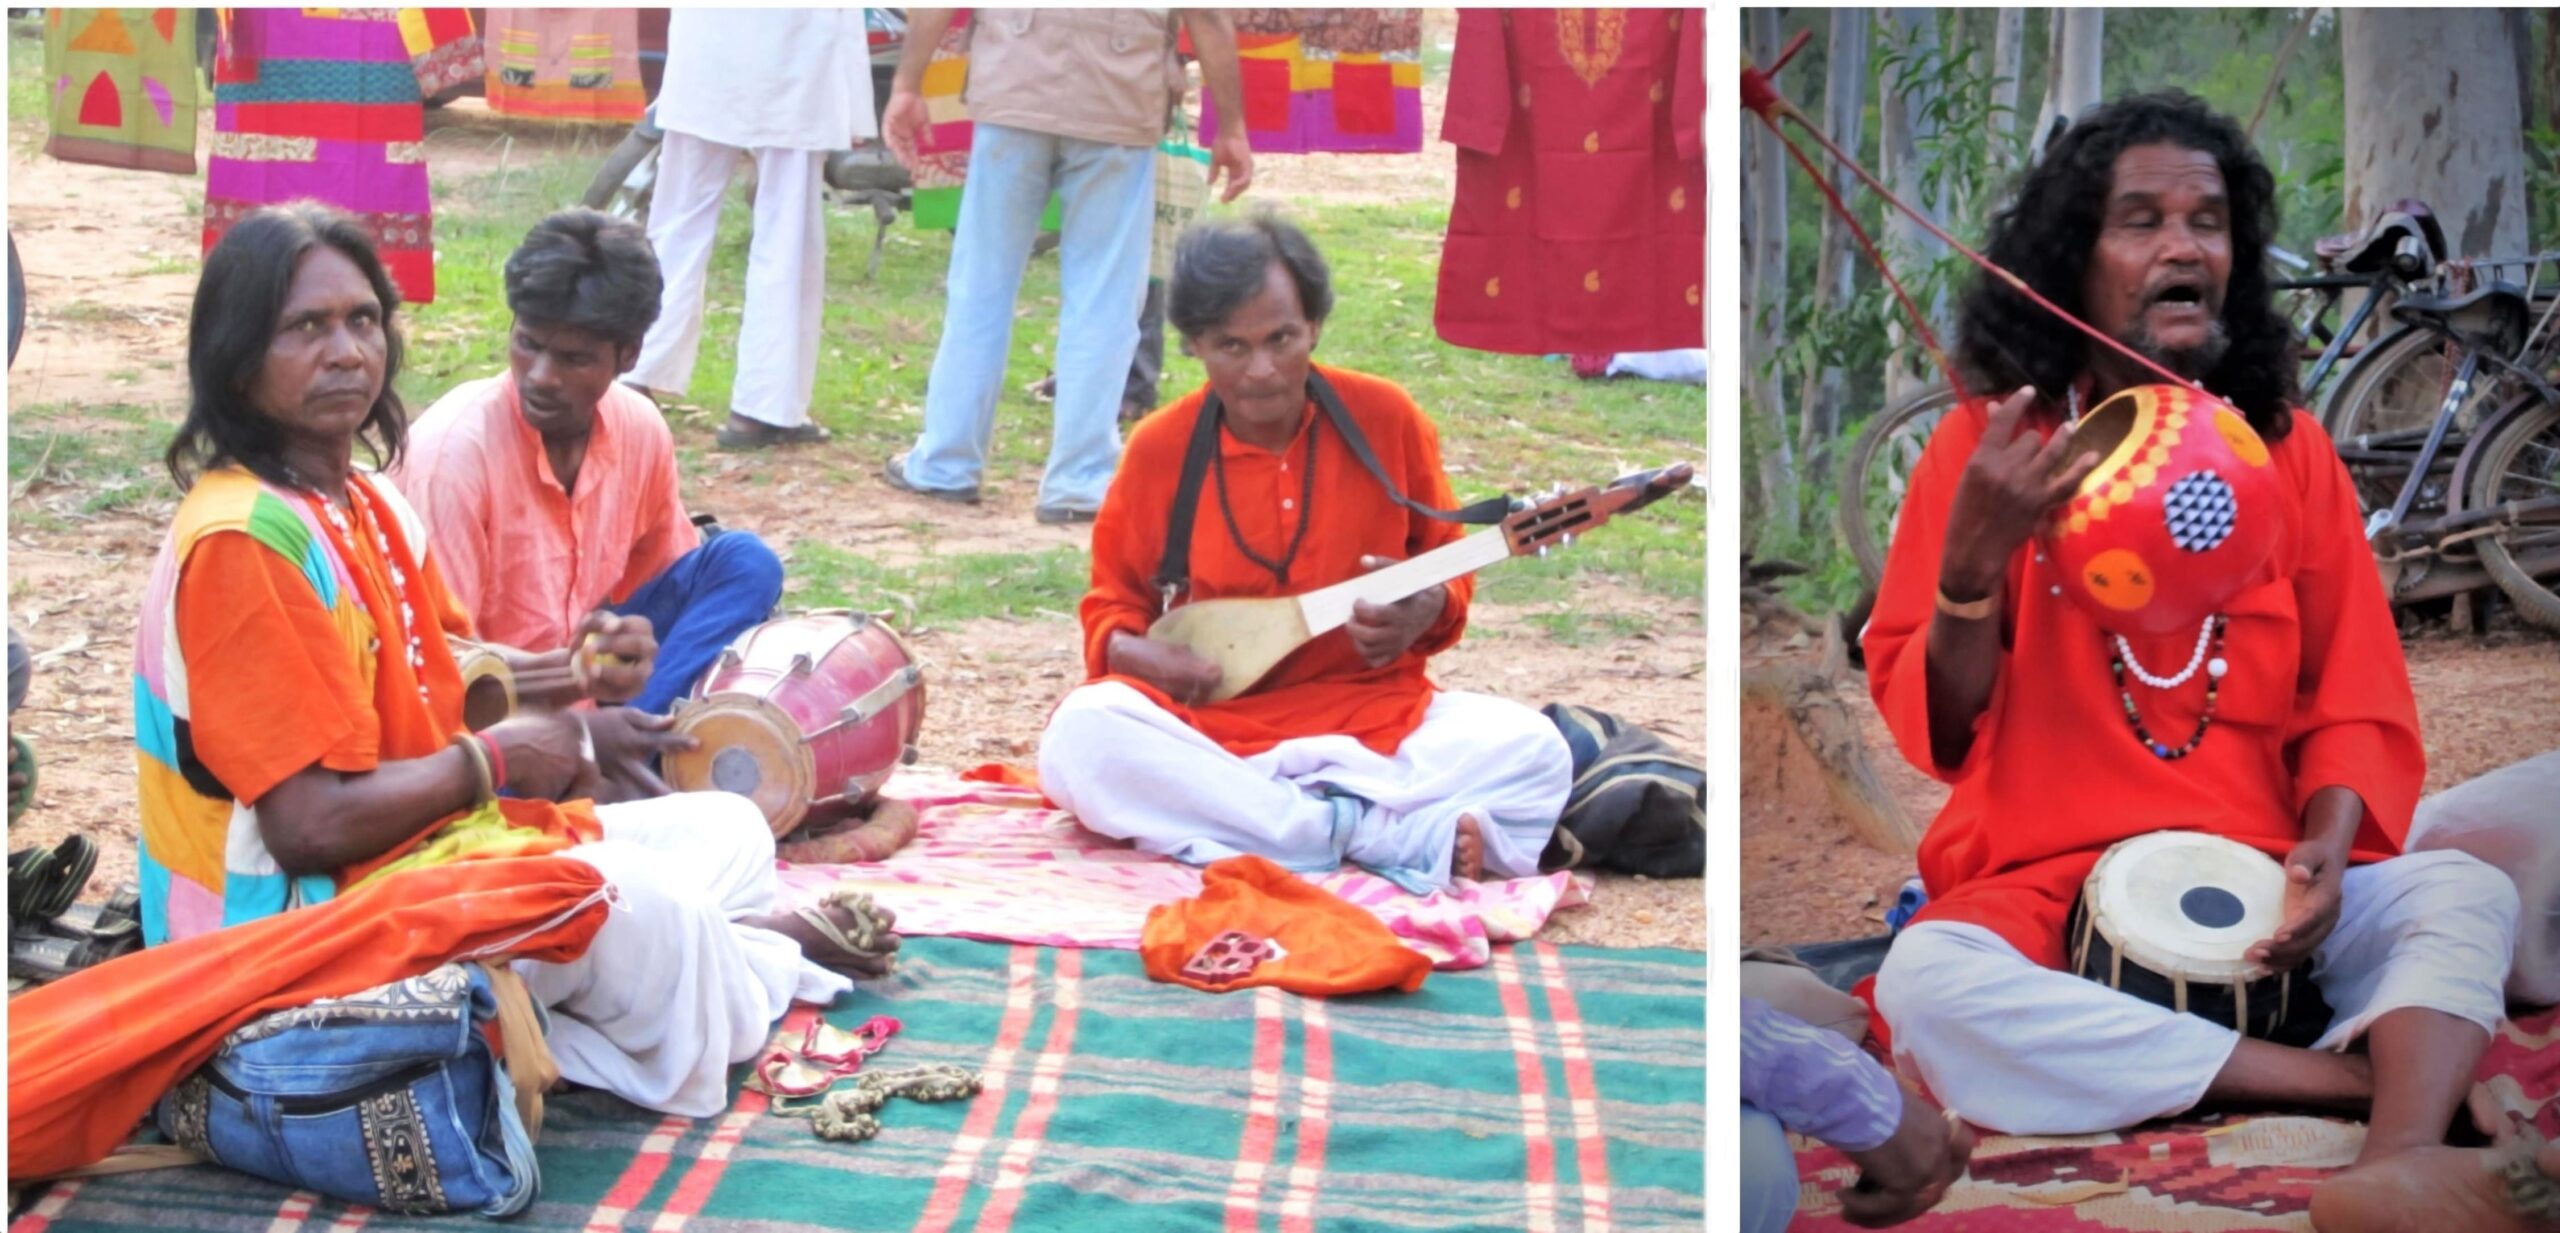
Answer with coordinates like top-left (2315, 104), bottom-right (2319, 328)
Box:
top-left (773, 770), bottom-right (1593, 970)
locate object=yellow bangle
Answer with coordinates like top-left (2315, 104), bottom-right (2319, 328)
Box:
top-left (452, 733), bottom-right (495, 805)
top-left (1935, 585), bottom-right (1999, 621)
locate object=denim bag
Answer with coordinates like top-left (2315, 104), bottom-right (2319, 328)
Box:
top-left (154, 963), bottom-right (541, 1217)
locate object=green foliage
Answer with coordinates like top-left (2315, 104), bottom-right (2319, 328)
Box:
top-left (785, 542), bottom-right (1089, 627)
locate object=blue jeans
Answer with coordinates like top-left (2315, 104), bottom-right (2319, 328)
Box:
top-left (902, 122), bottom-right (1154, 512)
top-left (1739, 1103), bottom-right (1801, 1233)
top-left (610, 530), bottom-right (784, 714)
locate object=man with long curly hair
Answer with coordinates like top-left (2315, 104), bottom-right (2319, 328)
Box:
top-left (1858, 91), bottom-right (2521, 1196)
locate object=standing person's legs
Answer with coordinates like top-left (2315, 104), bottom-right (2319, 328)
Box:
top-left (728, 147), bottom-right (828, 432)
top-left (628, 130), bottom-right (741, 396)
top-left (900, 124), bottom-right (1059, 495)
top-left (608, 531), bottom-right (786, 713)
top-left (1039, 136), bottom-right (1154, 516)
top-left (1124, 277), bottom-right (1167, 419)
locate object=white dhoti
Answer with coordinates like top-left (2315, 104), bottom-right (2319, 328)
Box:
top-left (627, 130), bottom-right (827, 430)
top-left (1873, 849), bottom-right (2520, 1135)
top-left (1036, 681), bottom-right (1573, 892)
top-left (513, 791), bottom-right (850, 1118)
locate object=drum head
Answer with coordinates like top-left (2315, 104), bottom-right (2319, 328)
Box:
top-left (666, 697), bottom-right (814, 838)
top-left (2088, 831), bottom-right (2285, 983)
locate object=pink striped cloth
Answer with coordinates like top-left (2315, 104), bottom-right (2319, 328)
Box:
top-left (773, 772), bottom-right (1591, 970)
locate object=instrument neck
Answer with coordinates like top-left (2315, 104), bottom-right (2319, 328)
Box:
top-left (1296, 528), bottom-right (1513, 635)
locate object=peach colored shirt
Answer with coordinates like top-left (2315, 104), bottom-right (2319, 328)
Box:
top-left (387, 373), bottom-right (698, 653)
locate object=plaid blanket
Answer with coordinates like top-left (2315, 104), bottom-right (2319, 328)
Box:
top-left (13, 939), bottom-right (1705, 1233)
top-left (1786, 1006), bottom-right (2560, 1231)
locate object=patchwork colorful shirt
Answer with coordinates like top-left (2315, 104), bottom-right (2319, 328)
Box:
top-left (133, 467), bottom-right (594, 945)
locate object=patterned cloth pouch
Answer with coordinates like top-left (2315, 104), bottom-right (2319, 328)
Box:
top-left (154, 963), bottom-right (539, 1217)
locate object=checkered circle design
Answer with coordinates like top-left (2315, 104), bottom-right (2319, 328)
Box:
top-left (2163, 470), bottom-right (2238, 552)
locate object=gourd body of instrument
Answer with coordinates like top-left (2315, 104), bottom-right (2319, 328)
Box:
top-left (664, 612), bottom-right (926, 837)
top-left (449, 637), bottom-right (515, 733)
top-left (2037, 385), bottom-right (2280, 636)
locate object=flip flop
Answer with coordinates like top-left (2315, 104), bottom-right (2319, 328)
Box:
top-left (9, 921), bottom-right (110, 985)
top-left (716, 420), bottom-right (832, 450)
top-left (8, 848), bottom-right (53, 926)
top-left (22, 834), bottom-right (95, 923)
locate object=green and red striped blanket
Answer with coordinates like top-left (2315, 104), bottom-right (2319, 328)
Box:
top-left (14, 939), bottom-right (1705, 1233)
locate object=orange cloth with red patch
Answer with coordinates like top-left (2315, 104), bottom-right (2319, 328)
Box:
top-left (1080, 365), bottom-right (1472, 758)
top-left (1141, 855), bottom-right (1432, 995)
top-left (7, 856), bottom-right (609, 1180)
top-left (1862, 402), bottom-right (2422, 970)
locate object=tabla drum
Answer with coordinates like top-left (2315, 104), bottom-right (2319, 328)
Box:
top-left (2069, 831), bottom-right (2333, 1046)
top-left (448, 638), bottom-right (515, 733)
top-left (663, 612), bottom-right (926, 838)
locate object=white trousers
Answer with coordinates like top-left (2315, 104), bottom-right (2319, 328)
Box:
top-left (513, 792), bottom-right (850, 1118)
top-left (1873, 849), bottom-right (2519, 1135)
top-left (1036, 681), bottom-right (1572, 893)
top-left (628, 130), bottom-right (827, 429)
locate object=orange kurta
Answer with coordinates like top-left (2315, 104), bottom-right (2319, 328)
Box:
top-left (1864, 402), bottom-right (2424, 970)
top-left (1082, 365), bottom-right (1473, 757)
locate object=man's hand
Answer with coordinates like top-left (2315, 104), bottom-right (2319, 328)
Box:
top-left (481, 712), bottom-right (590, 802)
top-left (1346, 555), bottom-right (1445, 667)
top-left (1840, 1098), bottom-right (1975, 1228)
top-left (584, 708), bottom-right (696, 803)
top-left (2248, 837), bottom-right (2346, 973)
top-left (1938, 386), bottom-right (2103, 600)
top-left (1207, 129), bottom-right (1254, 203)
top-left (575, 611), bottom-right (657, 706)
top-left (881, 86), bottom-right (931, 172)
top-left (1106, 629), bottom-right (1226, 706)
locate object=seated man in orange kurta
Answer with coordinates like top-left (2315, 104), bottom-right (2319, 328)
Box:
top-left (1862, 92), bottom-right (2519, 1195)
top-left (1038, 216), bottom-right (1571, 892)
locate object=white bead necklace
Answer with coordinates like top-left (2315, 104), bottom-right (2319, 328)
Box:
top-left (315, 482), bottom-right (433, 708)
top-left (2110, 616), bottom-right (2227, 690)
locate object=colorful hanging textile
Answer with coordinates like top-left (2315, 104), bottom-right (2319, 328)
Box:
top-left (908, 10), bottom-right (1060, 233)
top-left (1195, 9), bottom-right (1424, 155)
top-left (482, 8), bottom-right (644, 123)
top-left (203, 8), bottom-right (471, 305)
top-left (1433, 8), bottom-right (1704, 356)
top-left (43, 8), bottom-right (205, 175)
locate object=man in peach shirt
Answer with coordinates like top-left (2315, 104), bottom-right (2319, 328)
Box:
top-left (391, 210), bottom-right (784, 754)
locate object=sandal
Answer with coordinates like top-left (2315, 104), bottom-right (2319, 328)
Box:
top-left (715, 419), bottom-right (831, 450)
top-left (9, 920), bottom-right (111, 985)
top-left (801, 1015), bottom-right (901, 1068)
top-left (794, 886), bottom-right (897, 970)
top-left (8, 835), bottom-right (93, 926)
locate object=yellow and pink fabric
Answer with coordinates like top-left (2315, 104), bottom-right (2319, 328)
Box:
top-left (481, 8), bottom-right (645, 124)
top-left (1193, 9), bottom-right (1425, 155)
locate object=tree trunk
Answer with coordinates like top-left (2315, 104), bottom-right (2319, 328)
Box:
top-left (1879, 10), bottom-right (1946, 403)
top-left (1741, 664), bottom-right (1922, 857)
top-left (1796, 10), bottom-right (1869, 481)
top-left (2030, 9), bottom-right (2103, 161)
top-left (2344, 10), bottom-right (2532, 257)
top-left (1745, 9), bottom-right (1799, 543)
top-left (1990, 8), bottom-right (2025, 163)
top-left (2545, 11), bottom-right (2560, 135)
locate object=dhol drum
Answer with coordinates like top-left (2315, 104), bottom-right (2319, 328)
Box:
top-left (448, 638), bottom-right (516, 733)
top-left (2069, 831), bottom-right (2333, 1046)
top-left (663, 612), bottom-right (926, 837)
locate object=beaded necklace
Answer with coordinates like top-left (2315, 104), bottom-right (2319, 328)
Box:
top-left (298, 472), bottom-right (433, 709)
top-left (2106, 615), bottom-right (2228, 760)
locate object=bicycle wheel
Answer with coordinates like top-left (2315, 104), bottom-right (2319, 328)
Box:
top-left (582, 127), bottom-right (661, 227)
top-left (2459, 395), bottom-right (2560, 629)
top-left (1838, 384), bottom-right (1963, 590)
top-left (2319, 323), bottom-right (2478, 524)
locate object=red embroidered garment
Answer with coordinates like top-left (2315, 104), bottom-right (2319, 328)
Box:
top-left (1434, 9), bottom-right (1704, 356)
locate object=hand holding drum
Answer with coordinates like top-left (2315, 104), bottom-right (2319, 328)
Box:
top-left (1939, 387), bottom-right (2105, 600)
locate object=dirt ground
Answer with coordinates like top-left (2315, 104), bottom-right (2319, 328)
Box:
top-left (5, 62), bottom-right (1705, 952)
top-left (1740, 605), bottom-right (2560, 948)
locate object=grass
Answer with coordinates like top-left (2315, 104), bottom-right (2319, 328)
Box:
top-left (7, 12), bottom-right (1703, 645)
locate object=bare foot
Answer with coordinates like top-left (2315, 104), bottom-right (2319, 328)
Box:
top-left (750, 900), bottom-right (901, 980)
top-left (2311, 1089), bottom-right (2559, 1233)
top-left (1452, 814), bottom-right (1485, 883)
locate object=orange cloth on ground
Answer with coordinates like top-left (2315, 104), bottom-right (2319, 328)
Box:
top-left (7, 856), bottom-right (609, 1180)
top-left (1081, 365), bottom-right (1472, 758)
top-left (387, 373), bottom-right (698, 653)
top-left (1863, 403), bottom-right (2423, 971)
top-left (171, 473), bottom-right (600, 902)
top-left (1141, 855), bottom-right (1432, 995)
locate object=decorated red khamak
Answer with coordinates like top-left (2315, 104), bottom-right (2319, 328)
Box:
top-left (1742, 43), bottom-right (2280, 634)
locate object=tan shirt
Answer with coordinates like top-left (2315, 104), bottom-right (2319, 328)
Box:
top-left (964, 8), bottom-right (1181, 148)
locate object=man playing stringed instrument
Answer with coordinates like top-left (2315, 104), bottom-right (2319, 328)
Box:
top-left (1859, 92), bottom-right (2525, 1206)
top-left (1037, 216), bottom-right (1573, 892)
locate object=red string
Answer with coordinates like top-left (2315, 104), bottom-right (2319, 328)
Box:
top-left (1741, 61), bottom-right (2209, 405)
